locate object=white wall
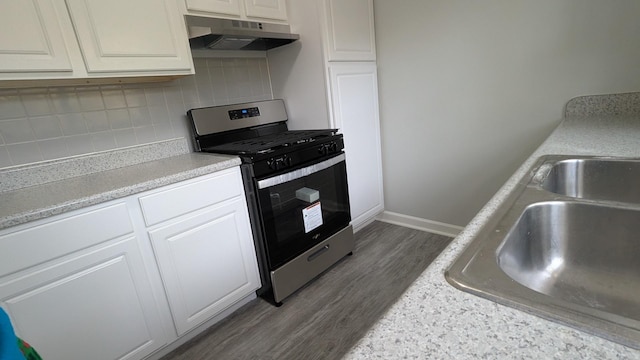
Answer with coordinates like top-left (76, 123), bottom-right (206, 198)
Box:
top-left (374, 0), bottom-right (640, 226)
top-left (0, 58), bottom-right (272, 168)
top-left (268, 0), bottom-right (331, 131)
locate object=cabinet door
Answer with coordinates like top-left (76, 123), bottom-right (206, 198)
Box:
top-left (0, 0), bottom-right (72, 73)
top-left (64, 0), bottom-right (193, 74)
top-left (185, 0), bottom-right (242, 16)
top-left (0, 237), bottom-right (168, 360)
top-left (323, 0), bottom-right (376, 61)
top-left (328, 62), bottom-right (384, 230)
top-left (148, 197), bottom-right (260, 336)
top-left (243, 0), bottom-right (288, 21)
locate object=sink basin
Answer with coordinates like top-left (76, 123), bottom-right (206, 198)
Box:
top-left (540, 158), bottom-right (640, 203)
top-left (446, 155), bottom-right (640, 349)
top-left (498, 201), bottom-right (640, 322)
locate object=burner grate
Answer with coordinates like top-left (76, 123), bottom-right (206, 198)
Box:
top-left (204, 129), bottom-right (338, 155)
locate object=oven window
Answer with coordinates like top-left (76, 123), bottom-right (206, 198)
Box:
top-left (256, 156), bottom-right (350, 269)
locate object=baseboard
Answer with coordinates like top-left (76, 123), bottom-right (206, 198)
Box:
top-left (351, 205), bottom-right (384, 233)
top-left (351, 215), bottom-right (378, 233)
top-left (376, 211), bottom-right (464, 238)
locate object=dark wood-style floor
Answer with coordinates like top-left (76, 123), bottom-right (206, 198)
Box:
top-left (161, 221), bottom-right (452, 360)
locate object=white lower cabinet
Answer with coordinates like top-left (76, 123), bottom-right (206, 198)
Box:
top-left (0, 167), bottom-right (260, 359)
top-left (328, 62), bottom-right (384, 230)
top-left (147, 197), bottom-right (260, 336)
top-left (0, 203), bottom-right (168, 360)
top-left (140, 167), bottom-right (260, 337)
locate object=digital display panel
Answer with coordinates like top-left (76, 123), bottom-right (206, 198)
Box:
top-left (229, 107), bottom-right (260, 120)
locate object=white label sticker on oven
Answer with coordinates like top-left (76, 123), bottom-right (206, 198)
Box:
top-left (302, 202), bottom-right (323, 233)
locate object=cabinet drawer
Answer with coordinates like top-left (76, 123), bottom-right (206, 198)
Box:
top-left (139, 168), bottom-right (243, 226)
top-left (0, 202), bottom-right (133, 278)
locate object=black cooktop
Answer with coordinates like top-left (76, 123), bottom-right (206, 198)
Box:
top-left (201, 129), bottom-right (338, 155)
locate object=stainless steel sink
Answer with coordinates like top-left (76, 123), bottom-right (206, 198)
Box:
top-left (446, 155), bottom-right (640, 349)
top-left (498, 201), bottom-right (640, 320)
top-left (541, 158), bottom-right (640, 203)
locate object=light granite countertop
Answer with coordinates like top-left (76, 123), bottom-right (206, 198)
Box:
top-left (345, 95), bottom-right (640, 359)
top-left (0, 138), bottom-right (240, 230)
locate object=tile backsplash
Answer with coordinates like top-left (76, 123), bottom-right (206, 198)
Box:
top-left (0, 57), bottom-right (273, 169)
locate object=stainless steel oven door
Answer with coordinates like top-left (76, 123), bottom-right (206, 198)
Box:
top-left (255, 153), bottom-right (351, 269)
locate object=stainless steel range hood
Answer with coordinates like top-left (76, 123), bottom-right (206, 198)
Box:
top-left (186, 16), bottom-right (299, 51)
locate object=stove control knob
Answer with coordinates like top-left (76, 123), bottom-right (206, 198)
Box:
top-left (329, 141), bottom-right (338, 152)
top-left (267, 159), bottom-right (276, 170)
top-left (318, 145), bottom-right (327, 155)
top-left (273, 155), bottom-right (291, 170)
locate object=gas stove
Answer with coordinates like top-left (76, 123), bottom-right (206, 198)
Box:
top-left (186, 99), bottom-right (354, 306)
top-left (188, 100), bottom-right (344, 177)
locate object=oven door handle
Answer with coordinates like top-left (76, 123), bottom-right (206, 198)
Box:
top-left (257, 153), bottom-right (346, 189)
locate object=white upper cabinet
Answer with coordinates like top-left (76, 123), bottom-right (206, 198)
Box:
top-left (185, 0), bottom-right (242, 17)
top-left (0, 0), bottom-right (194, 85)
top-left (0, 0), bottom-right (72, 73)
top-left (64, 0), bottom-right (193, 74)
top-left (323, 0), bottom-right (376, 61)
top-left (183, 0), bottom-right (288, 22)
top-left (243, 0), bottom-right (288, 21)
